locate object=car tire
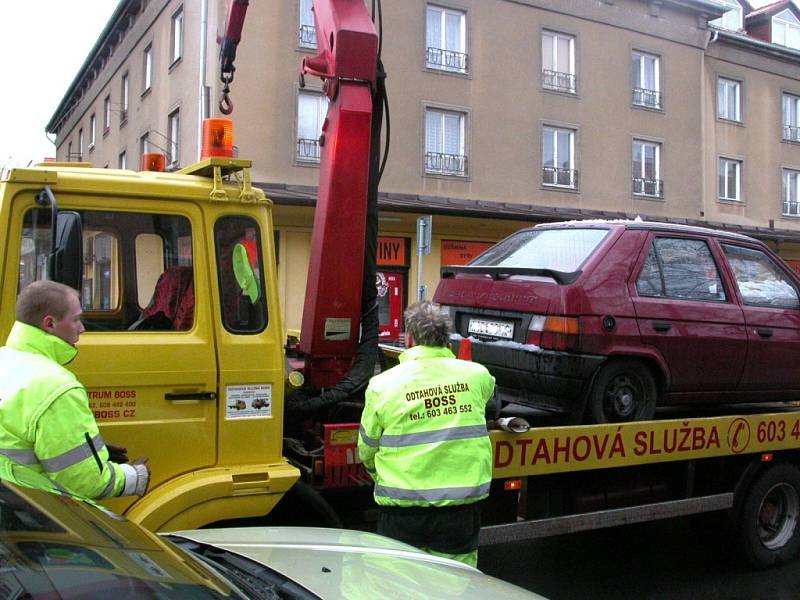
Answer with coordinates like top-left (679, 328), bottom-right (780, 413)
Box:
top-left (733, 463), bottom-right (800, 568)
top-left (585, 359), bottom-right (657, 423)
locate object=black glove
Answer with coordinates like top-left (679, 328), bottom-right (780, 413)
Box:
top-left (107, 443), bottom-right (129, 463)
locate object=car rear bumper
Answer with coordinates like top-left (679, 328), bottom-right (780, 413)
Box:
top-left (451, 338), bottom-right (605, 413)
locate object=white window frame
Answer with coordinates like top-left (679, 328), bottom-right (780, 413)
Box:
top-left (425, 4), bottom-right (467, 73)
top-left (143, 44), bottom-right (153, 92)
top-left (717, 77), bottom-right (741, 122)
top-left (171, 6), bottom-right (184, 64)
top-left (103, 95), bottom-right (111, 132)
top-left (784, 169), bottom-right (800, 216)
top-left (121, 73), bottom-right (129, 123)
top-left (541, 31), bottom-right (575, 94)
top-left (718, 158), bottom-right (741, 202)
top-left (168, 108), bottom-right (180, 168)
top-left (710, 1), bottom-right (743, 31)
top-left (542, 126), bottom-right (576, 188)
top-left (783, 93), bottom-right (800, 142)
top-left (78, 129), bottom-right (84, 160)
top-left (296, 91), bottom-right (328, 163)
top-left (425, 107), bottom-right (467, 177)
top-left (632, 51), bottom-right (661, 109)
top-left (89, 114), bottom-right (96, 149)
top-left (632, 139), bottom-right (662, 197)
top-left (119, 151), bottom-right (127, 170)
top-left (299, 0), bottom-right (316, 49)
top-left (773, 9), bottom-right (800, 50)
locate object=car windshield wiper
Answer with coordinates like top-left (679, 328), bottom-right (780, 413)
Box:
top-left (441, 264), bottom-right (582, 284)
top-left (167, 537), bottom-right (319, 600)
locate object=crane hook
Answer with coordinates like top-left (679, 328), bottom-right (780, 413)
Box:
top-left (220, 93), bottom-right (234, 115)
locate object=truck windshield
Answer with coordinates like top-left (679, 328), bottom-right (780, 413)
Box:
top-left (471, 228), bottom-right (610, 272)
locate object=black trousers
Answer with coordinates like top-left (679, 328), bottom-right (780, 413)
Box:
top-left (377, 502), bottom-right (481, 555)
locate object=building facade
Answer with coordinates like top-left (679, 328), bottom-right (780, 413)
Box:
top-left (46, 0), bottom-right (800, 336)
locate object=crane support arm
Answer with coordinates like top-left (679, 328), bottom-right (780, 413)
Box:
top-left (217, 0), bottom-right (250, 114)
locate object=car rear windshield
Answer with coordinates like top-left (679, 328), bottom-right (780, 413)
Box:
top-left (471, 227), bottom-right (610, 272)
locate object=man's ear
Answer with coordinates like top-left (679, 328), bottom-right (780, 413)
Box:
top-left (41, 315), bottom-right (56, 333)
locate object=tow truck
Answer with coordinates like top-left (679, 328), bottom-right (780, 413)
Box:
top-left (1, 0), bottom-right (799, 570)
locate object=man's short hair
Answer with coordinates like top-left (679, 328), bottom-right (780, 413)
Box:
top-left (16, 281), bottom-right (78, 327)
top-left (404, 301), bottom-right (452, 347)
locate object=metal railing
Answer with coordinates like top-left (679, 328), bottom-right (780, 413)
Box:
top-left (297, 138), bottom-right (321, 162)
top-left (633, 177), bottom-right (664, 198)
top-left (426, 152), bottom-right (467, 176)
top-left (632, 88), bottom-right (662, 109)
top-left (784, 125), bottom-right (800, 142)
top-left (426, 47), bottom-right (468, 72)
top-left (542, 70), bottom-right (576, 93)
top-left (542, 167), bottom-right (578, 188)
top-left (298, 24), bottom-right (317, 48)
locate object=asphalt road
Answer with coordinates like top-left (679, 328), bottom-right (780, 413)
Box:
top-left (479, 516), bottom-right (800, 600)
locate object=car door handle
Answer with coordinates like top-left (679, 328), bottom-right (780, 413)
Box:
top-left (652, 322), bottom-right (672, 332)
top-left (165, 392), bottom-right (217, 401)
top-left (756, 328), bottom-right (773, 339)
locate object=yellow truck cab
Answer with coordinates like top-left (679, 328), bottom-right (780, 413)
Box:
top-left (0, 158), bottom-right (298, 531)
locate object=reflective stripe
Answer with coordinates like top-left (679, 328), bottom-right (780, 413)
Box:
top-left (374, 481), bottom-right (491, 503)
top-left (379, 424), bottom-right (488, 448)
top-left (359, 425), bottom-right (380, 448)
top-left (39, 433), bottom-right (105, 473)
top-left (97, 463), bottom-right (117, 499)
top-left (0, 448), bottom-right (38, 465)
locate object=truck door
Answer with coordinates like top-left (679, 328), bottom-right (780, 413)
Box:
top-left (14, 202), bottom-right (218, 512)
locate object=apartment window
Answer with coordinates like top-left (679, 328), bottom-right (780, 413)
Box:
top-left (783, 93), bottom-right (800, 142)
top-left (103, 95), bottom-right (111, 133)
top-left (121, 73), bottom-right (129, 124)
top-left (773, 9), bottom-right (800, 50)
top-left (297, 91), bottom-right (328, 162)
top-left (299, 0), bottom-right (316, 48)
top-left (119, 151), bottom-right (127, 170)
top-left (78, 129), bottom-right (84, 160)
top-left (632, 139), bottom-right (663, 197)
top-left (143, 44), bottom-right (153, 92)
top-left (542, 126), bottom-right (577, 188)
top-left (784, 169), bottom-right (800, 216)
top-left (710, 1), bottom-right (743, 31)
top-left (719, 158), bottom-right (741, 201)
top-left (171, 6), bottom-right (184, 64)
top-left (425, 108), bottom-right (467, 177)
top-left (168, 109), bottom-right (180, 168)
top-left (542, 31), bottom-right (575, 94)
top-left (717, 77), bottom-right (741, 122)
top-left (140, 132), bottom-right (150, 158)
top-left (632, 51), bottom-right (661, 109)
top-left (67, 141), bottom-right (73, 162)
top-left (426, 5), bottom-right (467, 73)
top-left (89, 114), bottom-right (96, 149)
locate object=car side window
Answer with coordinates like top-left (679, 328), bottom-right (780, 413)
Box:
top-left (636, 237), bottom-right (726, 301)
top-left (721, 244), bottom-right (800, 309)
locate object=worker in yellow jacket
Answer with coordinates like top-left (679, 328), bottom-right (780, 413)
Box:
top-left (0, 281), bottom-right (149, 501)
top-left (358, 301), bottom-right (495, 567)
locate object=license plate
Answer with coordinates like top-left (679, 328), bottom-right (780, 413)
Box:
top-left (468, 318), bottom-right (514, 339)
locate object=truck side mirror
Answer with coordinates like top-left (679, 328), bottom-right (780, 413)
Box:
top-left (50, 211), bottom-right (83, 292)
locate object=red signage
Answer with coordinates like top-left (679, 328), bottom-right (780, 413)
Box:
top-left (377, 236), bottom-right (408, 267)
top-left (441, 240), bottom-right (493, 266)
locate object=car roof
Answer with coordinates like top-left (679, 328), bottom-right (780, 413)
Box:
top-left (531, 219), bottom-right (758, 244)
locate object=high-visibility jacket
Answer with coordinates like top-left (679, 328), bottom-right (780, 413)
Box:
top-left (0, 321), bottom-right (127, 500)
top-left (358, 345), bottom-right (495, 508)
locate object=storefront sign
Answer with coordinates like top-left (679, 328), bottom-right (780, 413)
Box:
top-left (441, 240), bottom-right (494, 266)
top-left (377, 236), bottom-right (409, 266)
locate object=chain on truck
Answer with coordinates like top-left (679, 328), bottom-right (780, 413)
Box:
top-left (2, 0), bottom-right (800, 570)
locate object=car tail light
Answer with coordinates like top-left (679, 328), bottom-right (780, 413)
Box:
top-left (528, 315), bottom-right (579, 351)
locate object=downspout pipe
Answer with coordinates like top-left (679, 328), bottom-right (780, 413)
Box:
top-left (197, 0), bottom-right (209, 161)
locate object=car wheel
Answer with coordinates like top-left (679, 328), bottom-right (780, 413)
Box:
top-left (586, 359), bottom-right (657, 423)
top-left (733, 463), bottom-right (800, 568)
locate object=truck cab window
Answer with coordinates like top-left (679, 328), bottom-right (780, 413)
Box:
top-left (215, 216), bottom-right (267, 333)
top-left (19, 209), bottom-right (53, 291)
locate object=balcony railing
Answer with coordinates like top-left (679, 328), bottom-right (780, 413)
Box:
top-left (297, 138), bottom-right (321, 162)
top-left (784, 124), bottom-right (800, 142)
top-left (542, 69), bottom-right (576, 94)
top-left (633, 177), bottom-right (664, 198)
top-left (426, 47), bottom-right (468, 73)
top-left (632, 87), bottom-right (662, 109)
top-left (784, 200), bottom-right (800, 216)
top-left (298, 24), bottom-right (317, 48)
top-left (426, 152), bottom-right (467, 176)
top-left (542, 166), bottom-right (578, 188)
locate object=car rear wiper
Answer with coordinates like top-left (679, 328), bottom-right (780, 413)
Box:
top-left (441, 265), bottom-right (581, 284)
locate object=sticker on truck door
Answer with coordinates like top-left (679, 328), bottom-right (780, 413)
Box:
top-left (225, 384), bottom-right (272, 419)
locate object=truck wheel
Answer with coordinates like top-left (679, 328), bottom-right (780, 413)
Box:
top-left (585, 360), bottom-right (657, 423)
top-left (734, 463), bottom-right (800, 568)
